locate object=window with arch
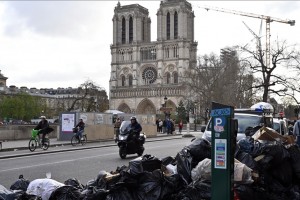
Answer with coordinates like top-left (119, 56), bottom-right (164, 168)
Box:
top-left (121, 51), bottom-right (125, 61)
top-left (121, 75), bottom-right (126, 86)
top-left (166, 72), bottom-right (171, 84)
top-left (129, 16), bottom-right (133, 43)
top-left (129, 74), bottom-right (133, 86)
top-left (122, 17), bottom-right (126, 44)
top-left (174, 11), bottom-right (178, 39)
top-left (173, 72), bottom-right (178, 84)
top-left (167, 12), bottom-right (170, 40)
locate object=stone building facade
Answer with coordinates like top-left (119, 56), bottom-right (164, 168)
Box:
top-left (109, 0), bottom-right (198, 115)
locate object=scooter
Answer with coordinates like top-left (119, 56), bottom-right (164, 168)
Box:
top-left (117, 121), bottom-right (146, 159)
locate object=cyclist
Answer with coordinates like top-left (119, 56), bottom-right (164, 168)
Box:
top-left (34, 116), bottom-right (50, 147)
top-left (75, 118), bottom-right (85, 140)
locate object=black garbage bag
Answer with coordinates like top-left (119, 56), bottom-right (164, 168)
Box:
top-left (106, 184), bottom-right (135, 200)
top-left (129, 154), bottom-right (162, 176)
top-left (260, 172), bottom-right (288, 196)
top-left (237, 138), bottom-right (253, 154)
top-left (64, 178), bottom-right (84, 190)
top-left (160, 174), bottom-right (184, 199)
top-left (186, 138), bottom-right (211, 165)
top-left (135, 170), bottom-right (164, 200)
top-left (135, 169), bottom-right (181, 200)
top-left (234, 185), bottom-right (284, 200)
top-left (94, 171), bottom-right (122, 190)
top-left (113, 165), bottom-right (129, 174)
top-left (82, 187), bottom-right (108, 200)
top-left (16, 192), bottom-right (42, 200)
top-left (261, 144), bottom-right (290, 166)
top-left (10, 175), bottom-right (30, 191)
top-left (49, 185), bottom-right (82, 200)
top-left (255, 144), bottom-right (290, 172)
top-left (237, 138), bottom-right (268, 157)
top-left (86, 179), bottom-right (97, 188)
top-left (269, 158), bottom-right (293, 187)
top-left (175, 148), bottom-right (193, 186)
top-left (176, 180), bottom-right (211, 200)
top-left (115, 170), bottom-right (139, 189)
top-left (161, 156), bottom-right (176, 166)
top-left (235, 145), bottom-right (258, 170)
top-left (0, 184), bottom-right (18, 200)
top-left (287, 145), bottom-right (300, 180)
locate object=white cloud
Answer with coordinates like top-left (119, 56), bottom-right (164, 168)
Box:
top-left (0, 1), bottom-right (299, 95)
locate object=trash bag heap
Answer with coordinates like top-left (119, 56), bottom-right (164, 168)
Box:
top-left (1, 134), bottom-right (300, 200)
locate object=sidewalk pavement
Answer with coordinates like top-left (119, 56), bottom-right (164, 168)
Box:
top-left (0, 130), bottom-right (202, 152)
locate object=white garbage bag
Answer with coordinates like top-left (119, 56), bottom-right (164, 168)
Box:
top-left (26, 178), bottom-right (64, 200)
top-left (191, 158), bottom-right (211, 182)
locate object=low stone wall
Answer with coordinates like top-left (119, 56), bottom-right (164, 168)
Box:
top-left (0, 124), bottom-right (157, 141)
top-left (0, 125), bottom-right (58, 141)
top-left (78, 124), bottom-right (156, 141)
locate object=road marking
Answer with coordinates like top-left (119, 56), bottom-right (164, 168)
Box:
top-left (0, 152), bottom-right (117, 173)
top-left (0, 139), bottom-right (190, 173)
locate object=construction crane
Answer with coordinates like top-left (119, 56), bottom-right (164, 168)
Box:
top-left (242, 21), bottom-right (262, 54)
top-left (198, 5), bottom-right (296, 69)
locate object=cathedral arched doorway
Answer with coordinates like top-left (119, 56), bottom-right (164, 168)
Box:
top-left (136, 99), bottom-right (156, 114)
top-left (118, 103), bottom-right (131, 113)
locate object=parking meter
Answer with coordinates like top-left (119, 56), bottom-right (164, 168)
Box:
top-left (210, 102), bottom-right (237, 200)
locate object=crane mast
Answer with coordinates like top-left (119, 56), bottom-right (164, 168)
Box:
top-left (198, 5), bottom-right (295, 69)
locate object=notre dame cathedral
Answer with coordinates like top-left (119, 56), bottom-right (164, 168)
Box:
top-left (109, 0), bottom-right (197, 115)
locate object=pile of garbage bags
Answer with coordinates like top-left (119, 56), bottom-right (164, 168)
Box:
top-left (1, 137), bottom-right (300, 200)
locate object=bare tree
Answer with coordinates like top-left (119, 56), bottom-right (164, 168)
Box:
top-left (184, 51), bottom-right (253, 121)
top-left (67, 79), bottom-right (109, 112)
top-left (240, 39), bottom-right (300, 103)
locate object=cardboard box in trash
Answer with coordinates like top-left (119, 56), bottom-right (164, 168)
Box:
top-left (252, 127), bottom-right (286, 142)
top-left (282, 135), bottom-right (295, 145)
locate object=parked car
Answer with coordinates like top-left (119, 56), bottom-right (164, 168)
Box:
top-left (202, 111), bottom-right (266, 142)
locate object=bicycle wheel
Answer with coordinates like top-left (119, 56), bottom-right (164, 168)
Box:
top-left (71, 135), bottom-right (79, 146)
top-left (42, 139), bottom-right (50, 150)
top-left (28, 138), bottom-right (37, 152)
top-left (81, 135), bottom-right (87, 145)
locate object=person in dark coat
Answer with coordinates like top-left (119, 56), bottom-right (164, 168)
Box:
top-left (34, 116), bottom-right (50, 146)
top-left (75, 118), bottom-right (85, 140)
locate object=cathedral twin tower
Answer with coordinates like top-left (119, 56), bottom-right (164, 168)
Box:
top-left (109, 0), bottom-right (197, 115)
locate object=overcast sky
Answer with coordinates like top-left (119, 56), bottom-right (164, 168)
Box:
top-left (0, 1), bottom-right (299, 94)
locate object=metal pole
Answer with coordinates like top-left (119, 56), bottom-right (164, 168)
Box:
top-left (194, 106), bottom-right (197, 131)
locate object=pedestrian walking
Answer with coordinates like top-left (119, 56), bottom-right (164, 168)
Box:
top-left (293, 119), bottom-right (300, 146)
top-left (156, 119), bottom-right (160, 132)
top-left (114, 118), bottom-right (121, 142)
top-left (178, 120), bottom-right (183, 134)
top-left (158, 119), bottom-right (163, 133)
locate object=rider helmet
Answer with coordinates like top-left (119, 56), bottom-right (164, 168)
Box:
top-left (130, 116), bottom-right (136, 121)
top-left (40, 116), bottom-right (46, 119)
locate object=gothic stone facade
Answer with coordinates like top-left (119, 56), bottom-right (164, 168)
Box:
top-left (109, 0), bottom-right (197, 115)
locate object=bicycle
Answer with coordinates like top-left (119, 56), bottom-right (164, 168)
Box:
top-left (28, 129), bottom-right (50, 152)
top-left (71, 128), bottom-right (87, 146)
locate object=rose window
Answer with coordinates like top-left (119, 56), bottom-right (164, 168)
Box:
top-left (142, 67), bottom-right (157, 84)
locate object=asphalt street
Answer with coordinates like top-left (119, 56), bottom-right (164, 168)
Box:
top-left (0, 134), bottom-right (200, 189)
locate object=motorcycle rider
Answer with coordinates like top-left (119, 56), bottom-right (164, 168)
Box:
top-left (127, 116), bottom-right (142, 146)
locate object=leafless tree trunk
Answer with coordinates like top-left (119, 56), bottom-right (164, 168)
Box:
top-left (240, 40), bottom-right (300, 103)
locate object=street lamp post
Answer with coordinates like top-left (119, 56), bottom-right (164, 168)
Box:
top-left (164, 96), bottom-right (168, 119)
top-left (194, 101), bottom-right (198, 131)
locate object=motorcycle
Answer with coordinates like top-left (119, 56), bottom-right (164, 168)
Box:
top-left (117, 121), bottom-right (146, 159)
